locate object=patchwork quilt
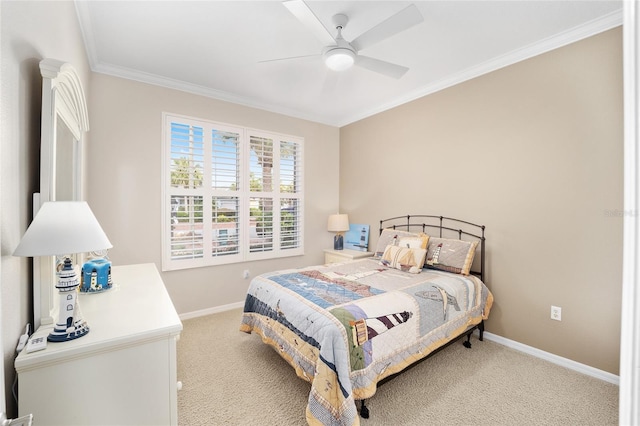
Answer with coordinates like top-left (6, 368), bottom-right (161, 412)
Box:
top-left (240, 258), bottom-right (493, 426)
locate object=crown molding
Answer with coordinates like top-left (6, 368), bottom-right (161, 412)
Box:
top-left (74, 1), bottom-right (99, 72)
top-left (93, 62), bottom-right (336, 126)
top-left (337, 9), bottom-right (623, 127)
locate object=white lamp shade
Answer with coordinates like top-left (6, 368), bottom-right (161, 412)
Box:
top-left (13, 201), bottom-right (112, 257)
top-left (327, 214), bottom-right (349, 232)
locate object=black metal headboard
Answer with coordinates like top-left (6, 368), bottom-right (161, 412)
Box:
top-left (379, 215), bottom-right (486, 282)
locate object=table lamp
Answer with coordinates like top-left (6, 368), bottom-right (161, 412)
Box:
top-left (327, 213), bottom-right (349, 250)
top-left (13, 201), bottom-right (112, 342)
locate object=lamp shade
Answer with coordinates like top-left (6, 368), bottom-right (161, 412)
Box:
top-left (13, 201), bottom-right (112, 257)
top-left (327, 214), bottom-right (349, 233)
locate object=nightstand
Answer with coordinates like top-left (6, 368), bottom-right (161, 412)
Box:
top-left (324, 248), bottom-right (373, 264)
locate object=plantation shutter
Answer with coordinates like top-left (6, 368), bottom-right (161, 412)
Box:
top-left (248, 135), bottom-right (274, 254)
top-left (211, 128), bottom-right (241, 257)
top-left (168, 122), bottom-right (204, 261)
top-left (279, 140), bottom-right (302, 250)
top-left (163, 114), bottom-right (304, 271)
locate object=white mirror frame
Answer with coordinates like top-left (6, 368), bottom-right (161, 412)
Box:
top-left (34, 59), bottom-right (89, 328)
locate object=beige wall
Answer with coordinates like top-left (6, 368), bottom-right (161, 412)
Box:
top-left (86, 74), bottom-right (340, 315)
top-left (340, 28), bottom-right (623, 374)
top-left (0, 0), bottom-right (90, 416)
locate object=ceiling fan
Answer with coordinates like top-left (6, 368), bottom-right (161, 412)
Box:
top-left (266, 0), bottom-right (424, 79)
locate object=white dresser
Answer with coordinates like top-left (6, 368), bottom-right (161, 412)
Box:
top-left (15, 263), bottom-right (183, 426)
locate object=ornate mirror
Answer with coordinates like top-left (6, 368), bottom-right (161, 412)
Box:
top-left (34, 59), bottom-right (89, 328)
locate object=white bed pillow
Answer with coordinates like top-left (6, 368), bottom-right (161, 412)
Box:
top-left (397, 235), bottom-right (429, 249)
top-left (373, 228), bottom-right (428, 258)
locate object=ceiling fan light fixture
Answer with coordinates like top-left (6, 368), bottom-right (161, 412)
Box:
top-left (324, 48), bottom-right (355, 71)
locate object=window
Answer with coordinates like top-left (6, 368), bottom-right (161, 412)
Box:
top-left (162, 114), bottom-right (304, 270)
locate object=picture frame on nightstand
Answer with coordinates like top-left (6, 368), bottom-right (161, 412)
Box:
top-left (344, 224), bottom-right (369, 252)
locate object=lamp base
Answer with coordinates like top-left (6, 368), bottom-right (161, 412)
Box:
top-left (334, 234), bottom-right (344, 250)
top-left (49, 256), bottom-right (90, 342)
top-left (48, 320), bottom-right (90, 342)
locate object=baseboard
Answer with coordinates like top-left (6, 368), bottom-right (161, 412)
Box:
top-left (179, 301), bottom-right (244, 321)
top-left (482, 331), bottom-right (620, 386)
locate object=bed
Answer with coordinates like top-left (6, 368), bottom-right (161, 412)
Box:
top-left (240, 215), bottom-right (494, 426)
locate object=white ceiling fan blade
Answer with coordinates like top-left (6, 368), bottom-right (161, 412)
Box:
top-left (283, 0), bottom-right (336, 46)
top-left (259, 53), bottom-right (320, 64)
top-left (351, 4), bottom-right (424, 52)
top-left (355, 56), bottom-right (409, 79)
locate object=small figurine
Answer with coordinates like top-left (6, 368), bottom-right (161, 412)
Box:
top-left (81, 258), bottom-right (112, 293)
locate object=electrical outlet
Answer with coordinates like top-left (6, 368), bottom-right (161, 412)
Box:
top-left (551, 305), bottom-right (562, 321)
top-left (243, 270), bottom-right (250, 279)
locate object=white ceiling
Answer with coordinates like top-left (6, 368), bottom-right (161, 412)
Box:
top-left (75, 1), bottom-right (622, 127)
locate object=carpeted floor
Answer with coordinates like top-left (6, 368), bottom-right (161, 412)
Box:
top-left (177, 308), bottom-right (618, 426)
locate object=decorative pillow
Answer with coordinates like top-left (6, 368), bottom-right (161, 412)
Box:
top-left (380, 245), bottom-right (427, 274)
top-left (425, 238), bottom-right (478, 275)
top-left (397, 234), bottom-right (429, 250)
top-left (373, 228), bottom-right (426, 257)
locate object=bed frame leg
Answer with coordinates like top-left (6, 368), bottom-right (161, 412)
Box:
top-left (463, 331), bottom-right (472, 348)
top-left (463, 321), bottom-right (485, 348)
top-left (360, 399), bottom-right (370, 419)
